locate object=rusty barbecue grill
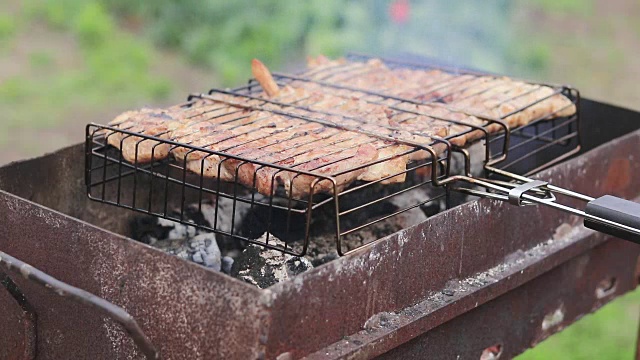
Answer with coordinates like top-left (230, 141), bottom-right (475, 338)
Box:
top-left (85, 55), bottom-right (639, 258)
top-left (3, 51), bottom-right (640, 359)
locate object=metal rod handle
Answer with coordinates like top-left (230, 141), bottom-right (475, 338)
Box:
top-left (452, 176), bottom-right (640, 242)
top-left (0, 251), bottom-right (160, 360)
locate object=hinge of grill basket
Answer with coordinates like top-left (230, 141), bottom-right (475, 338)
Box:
top-left (508, 180), bottom-right (549, 206)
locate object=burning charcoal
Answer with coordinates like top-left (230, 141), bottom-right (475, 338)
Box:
top-left (202, 197), bottom-right (257, 252)
top-left (421, 202), bottom-right (442, 217)
top-left (309, 251), bottom-right (339, 267)
top-left (296, 188), bottom-right (432, 264)
top-left (131, 205), bottom-right (210, 244)
top-left (132, 209), bottom-right (224, 271)
top-left (130, 216), bottom-right (173, 244)
top-left (237, 199), bottom-right (308, 243)
top-left (286, 257), bottom-right (311, 275)
top-left (205, 196), bottom-right (255, 235)
top-left (231, 234), bottom-right (313, 289)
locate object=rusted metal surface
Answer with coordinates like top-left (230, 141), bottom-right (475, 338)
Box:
top-left (271, 128), bottom-right (640, 359)
top-left (0, 144), bottom-right (203, 238)
top-left (1, 271), bottom-right (37, 359)
top-left (375, 239), bottom-right (640, 359)
top-left (0, 99), bottom-right (637, 359)
top-left (0, 251), bottom-right (159, 359)
top-left (0, 190), bottom-right (269, 359)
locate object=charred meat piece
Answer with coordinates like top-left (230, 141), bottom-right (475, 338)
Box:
top-left (106, 101), bottom-right (222, 164)
top-left (305, 56), bottom-right (576, 131)
top-left (175, 91), bottom-right (384, 197)
top-left (106, 108), bottom-right (179, 164)
top-left (251, 60), bottom-right (448, 185)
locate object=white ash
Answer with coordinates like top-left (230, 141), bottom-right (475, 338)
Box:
top-left (131, 202), bottom-right (226, 272)
top-left (153, 231), bottom-right (223, 272)
top-left (157, 217), bottom-right (198, 241)
top-left (207, 195), bottom-right (263, 234)
top-left (290, 186), bottom-right (434, 265)
top-left (221, 256), bottom-right (234, 274)
top-left (231, 233), bottom-right (313, 289)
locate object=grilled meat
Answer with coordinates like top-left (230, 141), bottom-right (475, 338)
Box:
top-left (252, 61), bottom-right (491, 147)
top-left (106, 108), bottom-right (178, 164)
top-left (106, 101), bottom-right (221, 164)
top-left (306, 56), bottom-right (576, 130)
top-left (163, 89), bottom-right (384, 197)
top-left (102, 56), bottom-right (576, 199)
top-left (251, 60), bottom-right (448, 186)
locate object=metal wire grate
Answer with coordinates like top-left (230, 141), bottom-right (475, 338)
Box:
top-left (297, 54), bottom-right (580, 174)
top-left (86, 55), bottom-right (580, 256)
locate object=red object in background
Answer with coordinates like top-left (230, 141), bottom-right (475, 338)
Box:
top-left (390, 0), bottom-right (410, 24)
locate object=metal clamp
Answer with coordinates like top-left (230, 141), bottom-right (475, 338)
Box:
top-left (0, 251), bottom-right (160, 359)
top-left (508, 180), bottom-right (549, 206)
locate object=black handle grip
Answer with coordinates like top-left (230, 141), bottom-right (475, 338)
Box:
top-left (584, 195), bottom-right (640, 244)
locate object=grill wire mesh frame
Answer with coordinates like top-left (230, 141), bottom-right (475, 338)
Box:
top-left (85, 56), bottom-right (580, 256)
top-left (85, 121), bottom-right (447, 257)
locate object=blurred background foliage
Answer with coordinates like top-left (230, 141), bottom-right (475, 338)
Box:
top-left (93, 0), bottom-right (559, 84)
top-left (1, 1), bottom-right (640, 358)
top-left (13, 0), bottom-right (560, 88)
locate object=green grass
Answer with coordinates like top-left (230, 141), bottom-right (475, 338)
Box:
top-left (518, 288), bottom-right (640, 359)
top-left (0, 13), bottom-right (17, 41)
top-left (0, 0), bottom-right (172, 148)
top-left (28, 0), bottom-right (172, 102)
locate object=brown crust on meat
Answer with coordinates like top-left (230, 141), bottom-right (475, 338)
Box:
top-left (304, 56), bottom-right (577, 138)
top-left (251, 59), bottom-right (280, 97)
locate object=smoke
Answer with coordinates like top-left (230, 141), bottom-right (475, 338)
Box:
top-left (316, 0), bottom-right (515, 73)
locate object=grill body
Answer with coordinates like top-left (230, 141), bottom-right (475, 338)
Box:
top-left (0, 99), bottom-right (638, 359)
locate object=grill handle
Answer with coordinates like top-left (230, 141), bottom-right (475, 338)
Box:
top-left (584, 195), bottom-right (640, 244)
top-left (0, 251), bottom-right (160, 360)
top-left (453, 177), bottom-right (640, 243)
